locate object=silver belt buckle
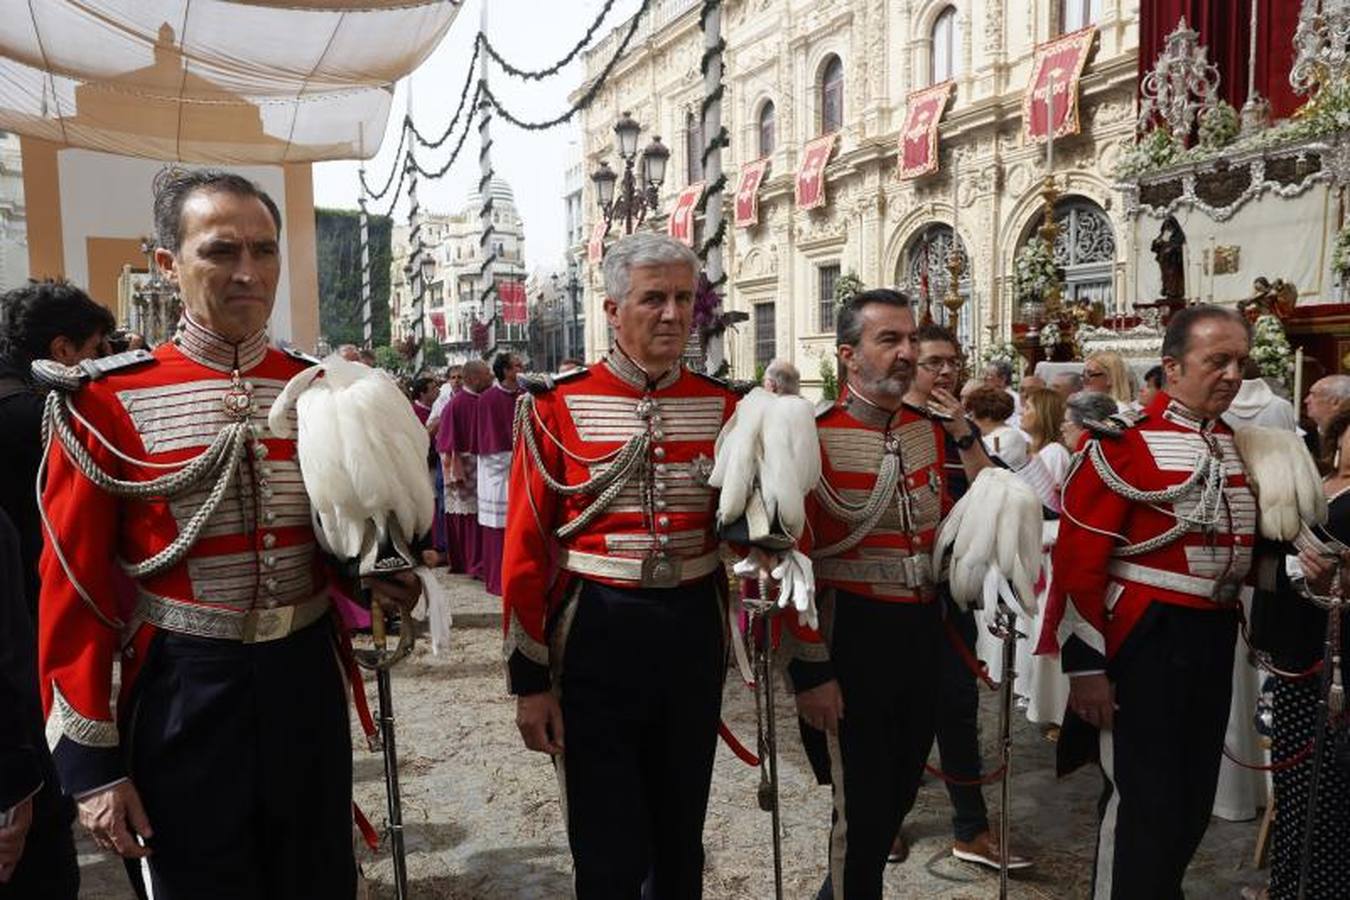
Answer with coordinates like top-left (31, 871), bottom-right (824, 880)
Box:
top-left (640, 553), bottom-right (683, 589)
top-left (243, 605), bottom-right (295, 643)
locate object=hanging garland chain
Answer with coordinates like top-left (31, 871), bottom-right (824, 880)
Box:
top-left (479, 0), bottom-right (651, 131)
top-left (699, 37), bottom-right (727, 78)
top-left (408, 40), bottom-right (481, 150)
top-left (698, 0), bottom-right (720, 29)
top-left (700, 126), bottom-right (729, 168)
top-left (698, 218), bottom-right (727, 263)
top-left (408, 85), bottom-right (482, 180)
top-left (359, 118), bottom-right (408, 201)
top-left (374, 145), bottom-right (410, 221)
top-left (695, 174), bottom-right (728, 214)
top-left (477, 0), bottom-right (619, 81)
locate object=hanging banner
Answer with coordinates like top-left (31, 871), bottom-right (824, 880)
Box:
top-left (795, 132), bottom-right (838, 210)
top-left (587, 221), bottom-right (607, 265)
top-left (1023, 26), bottom-right (1097, 144)
top-left (498, 279), bottom-right (528, 325)
top-left (429, 310), bottom-right (446, 340)
top-left (898, 82), bottom-right (954, 180)
top-left (668, 181), bottom-right (706, 246)
top-left (734, 158), bottom-right (771, 228)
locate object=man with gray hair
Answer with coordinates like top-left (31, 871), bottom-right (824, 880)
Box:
top-left (763, 357), bottom-right (801, 395)
top-left (502, 233), bottom-right (739, 897)
top-left (1051, 370), bottom-right (1085, 398)
top-left (1305, 374), bottom-right (1350, 437)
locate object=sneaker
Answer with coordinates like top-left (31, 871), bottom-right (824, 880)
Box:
top-left (952, 831), bottom-right (1033, 871)
top-left (887, 832), bottom-right (909, 864)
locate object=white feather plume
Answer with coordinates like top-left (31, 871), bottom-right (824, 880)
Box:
top-left (709, 388), bottom-right (771, 526)
top-left (708, 388), bottom-right (821, 540)
top-left (758, 393), bottom-right (821, 539)
top-left (1231, 425), bottom-right (1328, 541)
top-left (933, 467), bottom-right (1043, 616)
top-left (268, 355), bottom-right (435, 560)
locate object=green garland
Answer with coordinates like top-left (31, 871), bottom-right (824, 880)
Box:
top-left (1332, 223), bottom-right (1350, 278)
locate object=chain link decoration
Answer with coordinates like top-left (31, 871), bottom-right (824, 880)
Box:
top-left (1084, 438), bottom-right (1228, 556)
top-left (512, 395), bottom-right (651, 541)
top-left (477, 0), bottom-right (619, 81)
top-left (408, 85), bottom-right (482, 180)
top-left (358, 118), bottom-right (408, 201)
top-left (408, 40), bottom-right (482, 150)
top-left (478, 0), bottom-right (650, 131)
top-left (37, 390), bottom-right (252, 629)
top-left (810, 454), bottom-right (902, 559)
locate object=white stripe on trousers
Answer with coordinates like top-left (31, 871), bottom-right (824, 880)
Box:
top-left (1094, 727), bottom-right (1120, 900)
top-left (826, 731), bottom-right (849, 898)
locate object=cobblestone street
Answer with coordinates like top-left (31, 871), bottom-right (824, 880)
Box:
top-left (77, 570), bottom-right (1271, 898)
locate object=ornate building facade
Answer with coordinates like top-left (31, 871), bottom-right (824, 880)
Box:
top-left (576, 0), bottom-right (1140, 391)
top-left (0, 132), bottom-right (28, 291)
top-left (389, 175), bottom-right (527, 365)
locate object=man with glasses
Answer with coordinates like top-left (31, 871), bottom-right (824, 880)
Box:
top-left (885, 324), bottom-right (1031, 871)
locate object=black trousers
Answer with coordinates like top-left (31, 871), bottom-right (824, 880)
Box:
top-left (1092, 603), bottom-right (1236, 900)
top-left (124, 618), bottom-right (355, 900)
top-left (824, 592), bottom-right (941, 900)
top-left (0, 785), bottom-right (78, 899)
top-left (558, 576), bottom-right (725, 900)
top-left (928, 599), bottom-right (988, 842)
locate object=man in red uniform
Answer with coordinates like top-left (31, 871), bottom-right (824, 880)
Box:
top-left (503, 232), bottom-right (737, 898)
top-left (785, 289), bottom-right (988, 899)
top-left (1053, 305), bottom-right (1257, 898)
top-left (37, 169), bottom-right (415, 899)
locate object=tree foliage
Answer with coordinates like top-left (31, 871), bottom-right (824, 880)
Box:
top-left (315, 207), bottom-right (392, 348)
top-left (818, 355), bottom-right (839, 400)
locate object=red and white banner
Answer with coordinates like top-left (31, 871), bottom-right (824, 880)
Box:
top-left (470, 318), bottom-right (488, 351)
top-left (898, 81), bottom-right (953, 180)
top-left (1024, 26), bottom-right (1097, 145)
top-left (668, 181), bottom-right (705, 246)
top-left (795, 133), bottom-right (837, 210)
top-left (498, 279), bottom-right (528, 325)
top-left (429, 310), bottom-right (446, 340)
top-left (587, 221), bottom-right (607, 265)
top-left (734, 158), bottom-right (770, 228)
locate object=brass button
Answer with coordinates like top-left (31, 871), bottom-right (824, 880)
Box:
top-left (265, 577), bottom-right (279, 593)
top-left (254, 444), bottom-right (269, 460)
top-left (653, 447), bottom-right (666, 461)
top-left (264, 555), bottom-right (278, 569)
top-left (263, 511), bottom-right (277, 524)
top-left (652, 429), bottom-right (665, 440)
top-left (657, 515), bottom-right (670, 528)
top-left (655, 499), bottom-right (668, 511)
top-left (658, 534), bottom-right (671, 547)
top-left (262, 533), bottom-right (277, 549)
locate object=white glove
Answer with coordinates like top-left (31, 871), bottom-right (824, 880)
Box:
top-left (771, 550), bottom-right (818, 631)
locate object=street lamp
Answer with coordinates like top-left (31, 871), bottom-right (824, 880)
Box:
top-left (591, 111), bottom-right (669, 237)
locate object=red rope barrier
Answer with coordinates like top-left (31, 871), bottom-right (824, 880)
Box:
top-left (1222, 738), bottom-right (1316, 773)
top-left (943, 615), bottom-right (999, 692)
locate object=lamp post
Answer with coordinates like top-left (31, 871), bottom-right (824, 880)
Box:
top-left (591, 111), bottom-right (670, 238)
top-left (551, 262), bottom-right (583, 362)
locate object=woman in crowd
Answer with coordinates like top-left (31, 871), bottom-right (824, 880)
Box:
top-left (1060, 390), bottom-right (1121, 452)
top-left (1021, 387), bottom-right (1071, 488)
top-left (1248, 407), bottom-right (1350, 900)
top-left (1082, 350), bottom-right (1137, 411)
top-left (964, 385), bottom-right (1027, 468)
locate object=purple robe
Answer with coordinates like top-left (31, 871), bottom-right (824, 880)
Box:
top-left (438, 387), bottom-right (482, 578)
top-left (474, 382), bottom-right (521, 596)
top-left (413, 399), bottom-right (448, 555)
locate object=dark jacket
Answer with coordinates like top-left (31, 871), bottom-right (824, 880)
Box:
top-left (0, 352), bottom-right (44, 618)
top-left (0, 507), bottom-right (45, 811)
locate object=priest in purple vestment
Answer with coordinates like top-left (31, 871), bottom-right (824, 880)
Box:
top-left (475, 352), bottom-right (523, 596)
top-left (438, 360), bottom-right (489, 578)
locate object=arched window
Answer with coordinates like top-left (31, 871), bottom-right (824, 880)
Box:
top-left (1024, 197), bottom-right (1117, 306)
top-left (930, 6), bottom-right (961, 84)
top-left (820, 56), bottom-right (844, 134)
top-left (758, 101), bottom-right (776, 157)
top-left (897, 223), bottom-right (972, 346)
top-left (1060, 0), bottom-right (1101, 33)
top-left (686, 110), bottom-right (704, 183)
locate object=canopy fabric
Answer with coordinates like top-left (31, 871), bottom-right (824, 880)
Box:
top-left (0, 0), bottom-right (460, 164)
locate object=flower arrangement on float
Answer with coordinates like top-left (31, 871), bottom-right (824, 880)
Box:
top-left (1012, 237), bottom-right (1058, 306)
top-left (1250, 313), bottom-right (1294, 384)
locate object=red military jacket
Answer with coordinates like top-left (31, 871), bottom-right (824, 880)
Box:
top-left (782, 393), bottom-right (953, 688)
top-left (502, 350), bottom-right (737, 695)
top-left (1052, 391), bottom-right (1257, 673)
top-left (38, 318), bottom-right (324, 795)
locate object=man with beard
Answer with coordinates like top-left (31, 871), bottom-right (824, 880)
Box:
top-left (1053, 305), bottom-right (1259, 897)
top-left (785, 291), bottom-right (991, 899)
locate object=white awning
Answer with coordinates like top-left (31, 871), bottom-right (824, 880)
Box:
top-left (0, 0), bottom-right (460, 163)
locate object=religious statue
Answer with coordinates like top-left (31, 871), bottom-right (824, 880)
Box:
top-left (1151, 217), bottom-right (1187, 301)
top-left (1239, 276), bottom-right (1299, 322)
